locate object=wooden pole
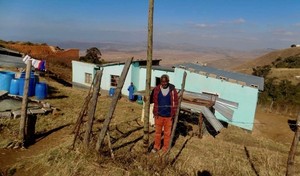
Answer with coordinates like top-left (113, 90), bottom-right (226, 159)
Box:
top-left (286, 112), bottom-right (300, 176)
top-left (96, 58), bottom-right (133, 152)
top-left (168, 71), bottom-right (187, 152)
top-left (83, 69), bottom-right (103, 150)
top-left (19, 60), bottom-right (32, 147)
top-left (198, 113), bottom-right (204, 138)
top-left (107, 131), bottom-right (114, 159)
top-left (143, 0), bottom-right (154, 152)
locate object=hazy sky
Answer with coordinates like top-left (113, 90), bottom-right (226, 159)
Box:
top-left (0, 0), bottom-right (300, 50)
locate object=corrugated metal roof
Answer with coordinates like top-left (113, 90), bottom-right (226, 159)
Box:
top-left (176, 63), bottom-right (264, 91)
top-left (140, 65), bottom-right (174, 72)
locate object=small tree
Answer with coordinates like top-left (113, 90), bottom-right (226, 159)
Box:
top-left (79, 47), bottom-right (102, 64)
top-left (252, 65), bottom-right (271, 78)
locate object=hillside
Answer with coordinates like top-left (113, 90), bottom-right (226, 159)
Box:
top-left (0, 74), bottom-right (299, 175)
top-left (234, 47), bottom-right (300, 74)
top-left (0, 41), bottom-right (79, 82)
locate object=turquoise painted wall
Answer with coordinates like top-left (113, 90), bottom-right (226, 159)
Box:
top-left (174, 68), bottom-right (259, 131)
top-left (72, 61), bottom-right (96, 87)
top-left (137, 68), bottom-right (175, 91)
top-left (131, 62), bottom-right (140, 91)
top-left (101, 64), bottom-right (133, 96)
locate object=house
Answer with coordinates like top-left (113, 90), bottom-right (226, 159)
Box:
top-left (72, 60), bottom-right (264, 131)
top-left (173, 63), bottom-right (264, 131)
top-left (72, 59), bottom-right (171, 96)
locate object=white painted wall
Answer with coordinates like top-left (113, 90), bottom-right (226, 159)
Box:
top-left (72, 61), bottom-right (97, 87)
top-left (100, 64), bottom-right (133, 96)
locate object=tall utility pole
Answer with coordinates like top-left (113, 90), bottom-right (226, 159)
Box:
top-left (143, 0), bottom-right (154, 152)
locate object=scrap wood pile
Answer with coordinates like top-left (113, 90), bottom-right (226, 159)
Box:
top-left (0, 90), bottom-right (54, 119)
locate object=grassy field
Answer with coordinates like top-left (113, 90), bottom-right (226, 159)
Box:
top-left (0, 73), bottom-right (300, 176)
top-left (268, 68), bottom-right (300, 85)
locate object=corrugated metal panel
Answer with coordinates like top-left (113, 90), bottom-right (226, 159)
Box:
top-left (216, 97), bottom-right (239, 109)
top-left (184, 91), bottom-right (239, 109)
top-left (181, 102), bottom-right (223, 132)
top-left (176, 63), bottom-right (264, 91)
top-left (199, 106), bottom-right (224, 132)
top-left (213, 102), bottom-right (234, 121)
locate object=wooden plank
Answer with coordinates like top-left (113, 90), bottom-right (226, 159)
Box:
top-left (286, 112), bottom-right (300, 176)
top-left (168, 71), bottom-right (187, 152)
top-left (83, 69), bottom-right (103, 150)
top-left (29, 109), bottom-right (46, 114)
top-left (96, 58), bottom-right (133, 152)
top-left (0, 91), bottom-right (8, 98)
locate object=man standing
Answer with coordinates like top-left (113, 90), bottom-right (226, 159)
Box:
top-left (152, 74), bottom-right (178, 153)
top-left (127, 82), bottom-right (135, 101)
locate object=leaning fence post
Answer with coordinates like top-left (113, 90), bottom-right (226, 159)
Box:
top-left (167, 71), bottom-right (187, 153)
top-left (286, 112), bottom-right (300, 176)
top-left (83, 69), bottom-right (103, 150)
top-left (198, 113), bottom-right (204, 138)
top-left (96, 58), bottom-right (133, 152)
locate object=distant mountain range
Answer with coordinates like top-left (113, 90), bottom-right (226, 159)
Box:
top-left (52, 40), bottom-right (273, 69)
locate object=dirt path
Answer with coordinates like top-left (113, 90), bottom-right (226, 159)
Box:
top-left (0, 125), bottom-right (71, 173)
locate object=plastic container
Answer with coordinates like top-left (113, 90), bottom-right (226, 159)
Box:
top-left (9, 79), bottom-right (19, 95)
top-left (0, 71), bottom-right (15, 91)
top-left (109, 87), bottom-right (116, 96)
top-left (137, 95), bottom-right (143, 105)
top-left (19, 77), bottom-right (36, 96)
top-left (35, 82), bottom-right (47, 100)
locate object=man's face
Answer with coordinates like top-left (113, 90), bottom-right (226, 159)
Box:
top-left (161, 78), bottom-right (169, 88)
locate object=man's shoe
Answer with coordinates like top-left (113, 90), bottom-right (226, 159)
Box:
top-left (151, 148), bottom-right (158, 153)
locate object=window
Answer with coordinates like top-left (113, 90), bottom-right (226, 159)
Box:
top-left (110, 75), bottom-right (119, 87)
top-left (85, 73), bottom-right (92, 84)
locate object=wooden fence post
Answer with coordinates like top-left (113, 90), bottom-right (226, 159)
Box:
top-left (19, 60), bottom-right (32, 147)
top-left (168, 71), bottom-right (187, 152)
top-left (198, 113), bottom-right (204, 138)
top-left (96, 58), bottom-right (133, 152)
top-left (83, 69), bottom-right (103, 150)
top-left (286, 112), bottom-right (300, 176)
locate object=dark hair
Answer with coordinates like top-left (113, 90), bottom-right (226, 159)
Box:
top-left (160, 74), bottom-right (169, 81)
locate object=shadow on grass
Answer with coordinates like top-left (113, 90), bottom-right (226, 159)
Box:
top-left (112, 126), bottom-right (144, 144)
top-left (197, 170), bottom-right (212, 176)
top-left (47, 70), bottom-right (72, 87)
top-left (35, 124), bottom-right (71, 143)
top-left (46, 85), bottom-right (69, 100)
top-left (288, 119), bottom-right (298, 132)
top-left (244, 146), bottom-right (260, 176)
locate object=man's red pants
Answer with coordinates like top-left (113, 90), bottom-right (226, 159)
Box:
top-left (154, 116), bottom-right (173, 152)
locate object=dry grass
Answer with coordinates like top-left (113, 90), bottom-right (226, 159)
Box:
top-left (268, 68), bottom-right (300, 85)
top-left (1, 74), bottom-right (300, 176)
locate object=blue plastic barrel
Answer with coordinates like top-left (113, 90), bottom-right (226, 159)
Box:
top-left (109, 87), bottom-right (116, 96)
top-left (9, 79), bottom-right (19, 95)
top-left (35, 82), bottom-right (47, 100)
top-left (137, 95), bottom-right (143, 104)
top-left (137, 95), bottom-right (143, 101)
top-left (19, 77), bottom-right (36, 96)
top-left (0, 71), bottom-right (15, 91)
